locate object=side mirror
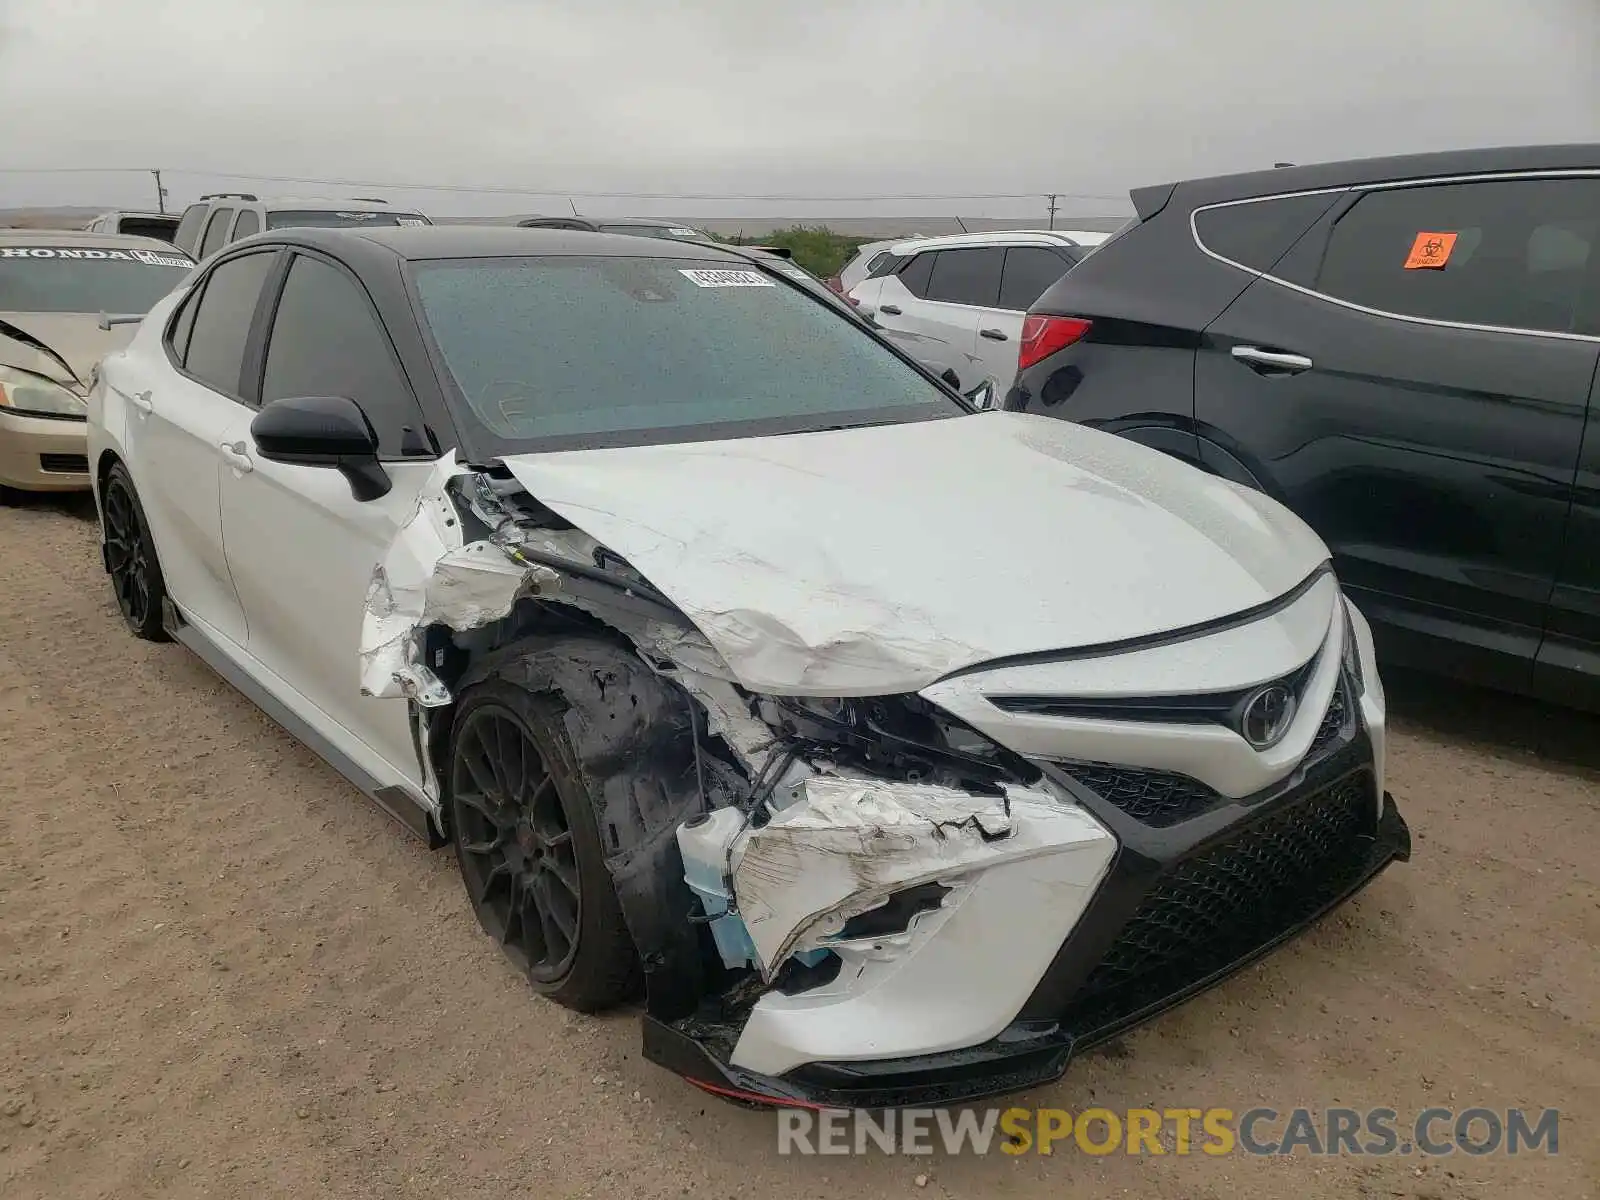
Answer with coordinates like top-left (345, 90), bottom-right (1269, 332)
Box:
top-left (964, 379), bottom-right (999, 411)
top-left (250, 395), bottom-right (392, 501)
top-left (939, 367), bottom-right (962, 390)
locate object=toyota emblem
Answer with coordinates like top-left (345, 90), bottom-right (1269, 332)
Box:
top-left (1240, 684), bottom-right (1297, 749)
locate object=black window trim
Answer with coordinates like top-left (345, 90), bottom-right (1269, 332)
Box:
top-left (897, 240), bottom-right (1069, 311)
top-left (1188, 169), bottom-right (1600, 343)
top-left (245, 246), bottom-right (433, 462)
top-left (161, 246), bottom-right (286, 403)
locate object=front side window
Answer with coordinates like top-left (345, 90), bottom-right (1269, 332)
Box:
top-left (412, 254), bottom-right (962, 454)
top-left (182, 251), bottom-right (276, 395)
top-left (924, 247), bottom-right (1005, 307)
top-left (1313, 178), bottom-right (1600, 334)
top-left (0, 247), bottom-right (193, 314)
top-left (230, 210), bottom-right (260, 241)
top-left (173, 204), bottom-right (207, 254)
top-left (261, 255), bottom-right (417, 453)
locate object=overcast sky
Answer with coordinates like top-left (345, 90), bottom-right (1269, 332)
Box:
top-left (1, 0), bottom-right (1596, 220)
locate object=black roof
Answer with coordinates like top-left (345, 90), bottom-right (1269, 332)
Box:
top-left (264, 224), bottom-right (746, 263)
top-left (1135, 142), bottom-right (1600, 218)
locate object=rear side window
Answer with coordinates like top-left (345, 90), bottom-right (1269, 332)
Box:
top-left (896, 252), bottom-right (936, 298)
top-left (173, 204), bottom-right (207, 255)
top-left (925, 248), bottom-right (1005, 307)
top-left (1313, 178), bottom-right (1600, 335)
top-left (998, 246), bottom-right (1073, 310)
top-left (230, 210), bottom-right (260, 241)
top-left (182, 251), bottom-right (276, 396)
top-left (1193, 193), bottom-right (1340, 272)
top-left (199, 208), bottom-right (234, 259)
top-left (261, 255), bottom-right (418, 453)
top-left (865, 251), bottom-right (900, 278)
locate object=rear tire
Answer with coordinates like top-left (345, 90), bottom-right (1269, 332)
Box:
top-left (448, 676), bottom-right (641, 1012)
top-left (100, 463), bottom-right (170, 642)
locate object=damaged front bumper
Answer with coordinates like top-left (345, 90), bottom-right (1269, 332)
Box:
top-left (648, 760), bottom-right (1410, 1110)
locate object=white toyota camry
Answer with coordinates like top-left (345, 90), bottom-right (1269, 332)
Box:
top-left (87, 225), bottom-right (1409, 1108)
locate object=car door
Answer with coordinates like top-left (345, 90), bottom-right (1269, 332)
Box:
top-left (1196, 176), bottom-right (1600, 691)
top-left (977, 245), bottom-right (1079, 389)
top-left (866, 249), bottom-right (994, 388)
top-left (115, 249), bottom-right (281, 649)
top-left (215, 250), bottom-right (440, 787)
top-left (1538, 351), bottom-right (1600, 709)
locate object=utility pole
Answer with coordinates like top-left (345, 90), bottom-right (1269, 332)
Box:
top-left (150, 168), bottom-right (168, 213)
top-left (1045, 193), bottom-right (1059, 230)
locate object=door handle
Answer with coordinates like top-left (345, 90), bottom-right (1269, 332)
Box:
top-left (879, 304), bottom-right (903, 316)
top-left (218, 440), bottom-right (254, 473)
top-left (1231, 345), bottom-right (1313, 374)
top-left (980, 328), bottom-right (1008, 341)
top-left (130, 389), bottom-right (154, 414)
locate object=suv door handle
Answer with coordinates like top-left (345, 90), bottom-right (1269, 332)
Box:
top-left (879, 304), bottom-right (903, 315)
top-left (980, 328), bottom-right (1008, 341)
top-left (1231, 345), bottom-right (1313, 374)
top-left (218, 440), bottom-right (254, 473)
top-left (130, 389), bottom-right (154, 414)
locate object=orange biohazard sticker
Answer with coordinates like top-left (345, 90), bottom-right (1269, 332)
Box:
top-left (1404, 232), bottom-right (1458, 270)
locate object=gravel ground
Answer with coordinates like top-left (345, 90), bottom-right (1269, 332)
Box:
top-left (1, 492), bottom-right (1596, 1199)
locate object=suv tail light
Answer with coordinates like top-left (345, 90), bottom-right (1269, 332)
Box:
top-left (1017, 316), bottom-right (1092, 371)
top-left (824, 276), bottom-right (844, 294)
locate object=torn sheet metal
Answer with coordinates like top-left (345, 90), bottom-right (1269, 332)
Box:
top-left (496, 413), bottom-right (1331, 696)
top-left (729, 774), bottom-right (1097, 977)
top-left (359, 453), bottom-right (570, 706)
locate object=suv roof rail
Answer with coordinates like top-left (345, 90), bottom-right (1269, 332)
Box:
top-left (200, 192), bottom-right (258, 202)
top-left (349, 197), bottom-right (388, 203)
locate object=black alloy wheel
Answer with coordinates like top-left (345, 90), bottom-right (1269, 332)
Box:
top-left (451, 703), bottom-right (585, 986)
top-left (101, 464), bottom-right (168, 641)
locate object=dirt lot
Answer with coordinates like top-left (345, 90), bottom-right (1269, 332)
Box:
top-left (1, 493), bottom-right (1596, 1200)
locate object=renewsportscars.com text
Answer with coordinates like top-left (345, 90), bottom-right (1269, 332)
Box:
top-left (776, 1106), bottom-right (1560, 1157)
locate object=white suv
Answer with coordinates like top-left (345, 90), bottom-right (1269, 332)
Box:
top-left (172, 194), bottom-right (431, 261)
top-left (846, 230), bottom-right (1105, 391)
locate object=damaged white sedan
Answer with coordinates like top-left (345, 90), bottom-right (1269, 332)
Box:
top-left (86, 225), bottom-right (1410, 1108)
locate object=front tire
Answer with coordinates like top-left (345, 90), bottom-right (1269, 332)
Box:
top-left (448, 678), bottom-right (640, 1012)
top-left (100, 462), bottom-right (169, 642)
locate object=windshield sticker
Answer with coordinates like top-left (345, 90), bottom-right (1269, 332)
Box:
top-left (396, 217), bottom-right (428, 226)
top-left (668, 227), bottom-right (701, 237)
top-left (334, 212), bottom-right (380, 221)
top-left (0, 246), bottom-right (192, 265)
top-left (679, 268), bottom-right (775, 289)
top-left (1404, 231), bottom-right (1457, 270)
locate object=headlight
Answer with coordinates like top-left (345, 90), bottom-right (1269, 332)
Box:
top-left (748, 692), bottom-right (1040, 795)
top-left (0, 365), bottom-right (86, 419)
top-left (1340, 597), bottom-right (1365, 697)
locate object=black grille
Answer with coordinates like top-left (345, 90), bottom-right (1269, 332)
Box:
top-left (1308, 681), bottom-right (1349, 759)
top-left (39, 453), bottom-right (88, 474)
top-left (1062, 772), bottom-right (1376, 1036)
top-left (1062, 764), bottom-right (1219, 827)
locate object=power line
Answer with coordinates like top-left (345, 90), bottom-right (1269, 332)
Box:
top-left (0, 165), bottom-right (1127, 204)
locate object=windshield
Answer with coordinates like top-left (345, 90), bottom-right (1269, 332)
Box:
top-left (412, 255), bottom-right (961, 453)
top-left (597, 223), bottom-right (706, 240)
top-left (0, 247), bottom-right (193, 314)
top-left (265, 210), bottom-right (430, 230)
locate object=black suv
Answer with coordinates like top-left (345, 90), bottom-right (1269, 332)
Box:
top-left (1007, 144), bottom-right (1600, 710)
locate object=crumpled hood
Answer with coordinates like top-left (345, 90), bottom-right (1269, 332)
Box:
top-left (500, 411), bottom-right (1330, 695)
top-left (0, 312), bottom-right (137, 389)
